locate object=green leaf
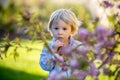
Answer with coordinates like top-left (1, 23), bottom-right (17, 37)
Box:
top-left (4, 44), bottom-right (11, 57)
top-left (79, 59), bottom-right (89, 70)
top-left (107, 15), bottom-right (116, 24)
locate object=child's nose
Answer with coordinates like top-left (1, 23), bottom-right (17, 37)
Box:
top-left (58, 30), bottom-right (63, 35)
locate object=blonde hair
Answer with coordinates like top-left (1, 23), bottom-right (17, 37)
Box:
top-left (48, 9), bottom-right (78, 34)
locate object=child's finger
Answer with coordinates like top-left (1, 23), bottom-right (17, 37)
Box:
top-left (56, 40), bottom-right (64, 45)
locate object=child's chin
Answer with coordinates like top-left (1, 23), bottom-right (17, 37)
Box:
top-left (57, 38), bottom-right (63, 42)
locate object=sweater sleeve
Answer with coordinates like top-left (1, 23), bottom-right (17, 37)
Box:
top-left (39, 47), bottom-right (55, 71)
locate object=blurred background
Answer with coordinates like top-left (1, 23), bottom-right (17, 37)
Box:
top-left (0, 0), bottom-right (119, 80)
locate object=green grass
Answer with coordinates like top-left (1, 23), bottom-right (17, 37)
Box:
top-left (0, 40), bottom-right (48, 80)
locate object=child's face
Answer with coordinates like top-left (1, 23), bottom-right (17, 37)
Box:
top-left (51, 20), bottom-right (72, 45)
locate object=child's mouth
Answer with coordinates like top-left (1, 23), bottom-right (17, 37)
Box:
top-left (57, 37), bottom-right (63, 42)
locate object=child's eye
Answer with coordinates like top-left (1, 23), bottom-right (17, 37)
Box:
top-left (54, 28), bottom-right (58, 30)
top-left (63, 28), bottom-right (67, 30)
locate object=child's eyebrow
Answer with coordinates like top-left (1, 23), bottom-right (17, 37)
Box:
top-left (63, 26), bottom-right (68, 28)
top-left (54, 26), bottom-right (59, 27)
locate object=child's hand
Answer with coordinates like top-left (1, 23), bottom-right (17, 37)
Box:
top-left (52, 40), bottom-right (64, 53)
top-left (54, 54), bottom-right (64, 63)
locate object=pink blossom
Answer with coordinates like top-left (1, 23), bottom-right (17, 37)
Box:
top-left (48, 71), bottom-right (57, 80)
top-left (70, 59), bottom-right (79, 69)
top-left (56, 72), bottom-right (66, 80)
top-left (61, 63), bottom-right (68, 71)
top-left (93, 43), bottom-right (104, 54)
top-left (95, 25), bottom-right (112, 37)
top-left (95, 25), bottom-right (112, 42)
top-left (72, 70), bottom-right (87, 80)
top-left (48, 71), bottom-right (66, 80)
top-left (103, 67), bottom-right (108, 74)
top-left (117, 4), bottom-right (120, 9)
top-left (104, 40), bottom-right (115, 47)
top-left (89, 63), bottom-right (100, 76)
top-left (61, 46), bottom-right (71, 56)
top-left (78, 28), bottom-right (89, 41)
top-left (103, 1), bottom-right (114, 8)
top-left (77, 45), bottom-right (90, 55)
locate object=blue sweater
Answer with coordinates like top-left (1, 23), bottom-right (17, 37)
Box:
top-left (39, 37), bottom-right (82, 78)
